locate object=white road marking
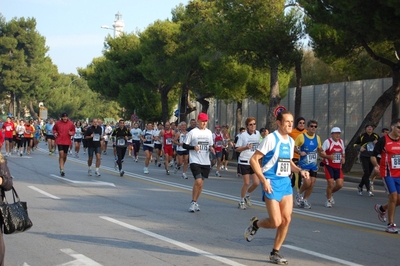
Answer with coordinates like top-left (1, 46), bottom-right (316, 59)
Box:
top-left (58, 248), bottom-right (102, 266)
top-left (283, 245), bottom-right (364, 266)
top-left (50, 174), bottom-right (115, 187)
top-left (100, 216), bottom-right (246, 266)
top-left (28, 186), bottom-right (61, 199)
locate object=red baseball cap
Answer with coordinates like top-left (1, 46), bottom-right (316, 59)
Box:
top-left (197, 113), bottom-right (208, 121)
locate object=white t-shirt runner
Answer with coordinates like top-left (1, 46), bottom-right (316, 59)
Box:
top-left (185, 127), bottom-right (214, 165)
top-left (235, 130), bottom-right (261, 165)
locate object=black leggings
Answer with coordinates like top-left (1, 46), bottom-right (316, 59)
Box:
top-left (116, 146), bottom-right (127, 171)
top-left (359, 156), bottom-right (373, 191)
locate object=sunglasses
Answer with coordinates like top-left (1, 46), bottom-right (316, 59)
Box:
top-left (309, 125), bottom-right (318, 128)
top-left (299, 122), bottom-right (305, 124)
top-left (248, 123), bottom-right (256, 126)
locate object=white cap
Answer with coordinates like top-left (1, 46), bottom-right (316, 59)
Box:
top-left (331, 127), bottom-right (341, 133)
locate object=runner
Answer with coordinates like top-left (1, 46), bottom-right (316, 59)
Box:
top-left (111, 119), bottom-right (132, 177)
top-left (174, 121), bottom-right (189, 179)
top-left (2, 117), bottom-right (15, 157)
top-left (183, 113), bottom-right (215, 212)
top-left (321, 127), bottom-right (346, 208)
top-left (73, 121), bottom-right (84, 158)
top-left (211, 125), bottom-right (224, 177)
top-left (235, 117), bottom-right (261, 210)
top-left (84, 118), bottom-right (103, 177)
top-left (244, 110), bottom-right (309, 265)
top-left (45, 119), bottom-right (56, 155)
top-left (53, 113), bottom-right (75, 177)
top-left (130, 122), bottom-right (142, 162)
top-left (160, 122), bottom-right (174, 175)
top-left (141, 122), bottom-right (156, 174)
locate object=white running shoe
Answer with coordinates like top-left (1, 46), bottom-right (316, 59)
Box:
top-left (295, 193), bottom-right (303, 207)
top-left (215, 171), bottom-right (221, 177)
top-left (325, 199), bottom-right (332, 208)
top-left (95, 171), bottom-right (101, 177)
top-left (244, 195), bottom-right (252, 207)
top-left (238, 201), bottom-right (246, 210)
top-left (188, 201), bottom-right (200, 212)
top-left (144, 167), bottom-right (149, 174)
top-left (88, 169), bottom-right (92, 176)
top-left (181, 173), bottom-right (188, 179)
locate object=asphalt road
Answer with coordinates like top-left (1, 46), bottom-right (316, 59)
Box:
top-left (2, 142), bottom-right (399, 266)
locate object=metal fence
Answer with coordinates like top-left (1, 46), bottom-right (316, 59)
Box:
top-left (187, 77), bottom-right (392, 145)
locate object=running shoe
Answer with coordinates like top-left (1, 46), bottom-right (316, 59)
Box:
top-left (244, 195), bottom-right (252, 207)
top-left (215, 171), bottom-right (221, 177)
top-left (368, 191), bottom-right (374, 197)
top-left (181, 173), bottom-right (188, 179)
top-left (358, 186), bottom-right (362, 196)
top-left (269, 252), bottom-right (289, 265)
top-left (244, 216), bottom-right (259, 242)
top-left (295, 193), bottom-right (303, 207)
top-left (88, 169), bottom-right (92, 176)
top-left (238, 201), bottom-right (246, 210)
top-left (135, 157), bottom-right (138, 162)
top-left (120, 170), bottom-right (125, 177)
top-left (154, 159), bottom-right (157, 166)
top-left (385, 223), bottom-right (398, 234)
top-left (166, 170), bottom-right (170, 175)
top-left (325, 199), bottom-right (332, 208)
top-left (158, 162), bottom-right (162, 167)
top-left (75, 153), bottom-right (79, 158)
top-left (188, 201), bottom-right (200, 212)
top-left (144, 167), bottom-right (149, 174)
top-left (60, 170), bottom-right (65, 177)
top-left (95, 171), bottom-right (101, 177)
top-left (224, 167), bottom-right (228, 171)
top-left (174, 166), bottom-right (180, 174)
top-left (374, 204), bottom-right (387, 223)
top-left (301, 199), bottom-right (311, 209)
top-left (330, 196), bottom-right (335, 205)
top-left (370, 181), bottom-right (374, 191)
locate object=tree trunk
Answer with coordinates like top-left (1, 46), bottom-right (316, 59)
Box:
top-left (29, 101), bottom-right (39, 120)
top-left (343, 66), bottom-right (400, 172)
top-left (294, 57), bottom-right (302, 119)
top-left (265, 57), bottom-right (281, 132)
top-left (179, 84), bottom-right (196, 123)
top-left (160, 84), bottom-right (171, 124)
top-left (196, 95), bottom-right (210, 113)
top-left (236, 101), bottom-right (242, 135)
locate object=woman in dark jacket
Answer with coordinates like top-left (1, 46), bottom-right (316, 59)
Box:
top-left (0, 153), bottom-right (14, 265)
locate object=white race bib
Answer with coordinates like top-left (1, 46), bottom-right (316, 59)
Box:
top-left (391, 155), bottom-right (400, 169)
top-left (307, 152), bottom-right (317, 164)
top-left (93, 133), bottom-right (100, 141)
top-left (276, 158), bottom-right (291, 176)
top-left (332, 152), bottom-right (342, 163)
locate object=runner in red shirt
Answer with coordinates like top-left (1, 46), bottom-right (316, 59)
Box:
top-left (160, 122), bottom-right (174, 175)
top-left (53, 113), bottom-right (75, 177)
top-left (1, 117), bottom-right (15, 156)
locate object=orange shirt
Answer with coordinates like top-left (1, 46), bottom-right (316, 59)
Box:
top-left (24, 124), bottom-right (35, 138)
top-left (289, 128), bottom-right (306, 159)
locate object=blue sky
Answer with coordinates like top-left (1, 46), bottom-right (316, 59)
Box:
top-left (1, 0), bottom-right (187, 74)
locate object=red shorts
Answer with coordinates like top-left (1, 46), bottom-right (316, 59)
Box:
top-left (163, 145), bottom-right (173, 156)
top-left (324, 165), bottom-right (343, 180)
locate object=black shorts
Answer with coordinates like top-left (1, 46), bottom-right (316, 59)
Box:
top-left (177, 150), bottom-right (189, 156)
top-left (46, 135), bottom-right (55, 140)
top-left (301, 169), bottom-right (318, 178)
top-left (189, 163), bottom-right (211, 180)
top-left (58, 145), bottom-right (69, 153)
top-left (74, 138), bottom-right (82, 143)
top-left (238, 164), bottom-right (254, 175)
top-left (154, 143), bottom-right (162, 150)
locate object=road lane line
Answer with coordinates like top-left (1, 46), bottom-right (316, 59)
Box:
top-left (59, 248), bottom-right (102, 266)
top-left (100, 216), bottom-right (246, 266)
top-left (28, 186), bottom-right (61, 199)
top-left (283, 245), bottom-right (363, 266)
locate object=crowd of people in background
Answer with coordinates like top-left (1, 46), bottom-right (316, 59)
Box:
top-left (1, 110), bottom-right (399, 264)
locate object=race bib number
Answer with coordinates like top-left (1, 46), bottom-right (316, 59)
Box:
top-left (276, 158), bottom-right (291, 176)
top-left (145, 135), bottom-right (152, 142)
top-left (250, 142), bottom-right (259, 152)
top-left (216, 140), bottom-right (222, 147)
top-left (116, 138), bottom-right (127, 147)
top-left (26, 130), bottom-right (31, 134)
top-left (75, 132), bottom-right (82, 138)
top-left (93, 133), bottom-right (100, 141)
top-left (391, 155), bottom-right (400, 169)
top-left (166, 138), bottom-right (172, 145)
top-left (307, 152), bottom-right (317, 164)
top-left (332, 152), bottom-right (342, 163)
top-left (6, 126), bottom-right (11, 131)
top-left (366, 142), bottom-right (375, 152)
top-left (198, 141), bottom-right (209, 153)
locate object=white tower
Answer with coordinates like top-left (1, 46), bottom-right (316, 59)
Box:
top-left (113, 12), bottom-right (124, 38)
